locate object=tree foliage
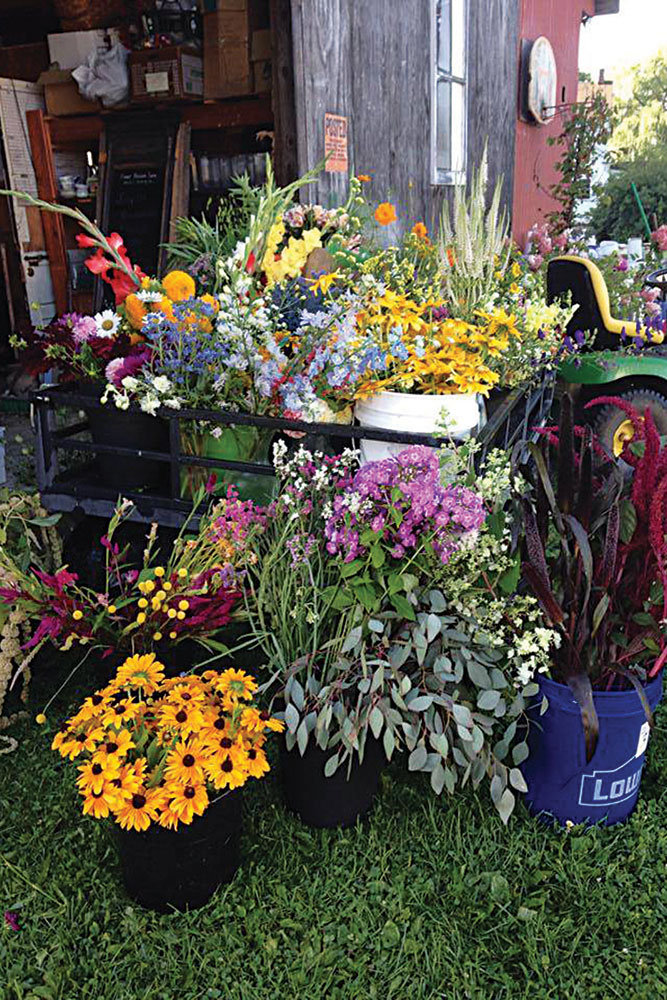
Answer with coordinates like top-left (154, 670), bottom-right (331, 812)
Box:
top-left (588, 153), bottom-right (667, 240)
top-left (611, 52), bottom-right (667, 159)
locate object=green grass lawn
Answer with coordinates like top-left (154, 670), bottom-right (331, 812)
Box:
top-left (3, 668), bottom-right (667, 1000)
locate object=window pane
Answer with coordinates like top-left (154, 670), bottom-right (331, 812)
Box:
top-left (451, 0), bottom-right (465, 78)
top-left (436, 78), bottom-right (452, 173)
top-left (437, 0), bottom-right (452, 75)
top-left (436, 79), bottom-right (465, 176)
top-left (436, 0), bottom-right (465, 79)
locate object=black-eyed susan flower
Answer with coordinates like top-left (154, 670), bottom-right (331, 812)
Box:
top-left (156, 800), bottom-right (182, 830)
top-left (244, 747), bottom-right (270, 779)
top-left (164, 740), bottom-right (209, 784)
top-left (50, 661), bottom-right (275, 830)
top-left (215, 669), bottom-right (258, 706)
top-left (76, 757), bottom-right (120, 795)
top-left (82, 781), bottom-right (122, 820)
top-left (206, 756), bottom-right (247, 791)
top-left (158, 701), bottom-right (205, 738)
top-left (73, 690), bottom-right (110, 723)
top-left (115, 653), bottom-right (165, 693)
top-left (92, 727), bottom-right (135, 763)
top-left (114, 786), bottom-right (166, 832)
top-left (167, 782), bottom-right (208, 824)
top-left (100, 699), bottom-right (140, 728)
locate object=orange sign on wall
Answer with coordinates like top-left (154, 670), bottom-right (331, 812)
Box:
top-left (324, 113), bottom-right (348, 172)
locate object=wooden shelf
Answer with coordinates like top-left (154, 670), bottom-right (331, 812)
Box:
top-left (46, 95), bottom-right (273, 146)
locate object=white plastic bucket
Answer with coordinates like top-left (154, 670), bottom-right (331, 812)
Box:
top-left (354, 391), bottom-right (485, 464)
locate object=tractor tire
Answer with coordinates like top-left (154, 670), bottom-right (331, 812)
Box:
top-left (589, 389), bottom-right (667, 460)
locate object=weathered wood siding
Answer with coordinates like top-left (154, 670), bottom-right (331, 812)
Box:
top-left (290, 0), bottom-right (520, 236)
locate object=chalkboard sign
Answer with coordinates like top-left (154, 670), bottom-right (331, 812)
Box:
top-left (95, 111), bottom-right (186, 307)
top-left (108, 166), bottom-right (166, 275)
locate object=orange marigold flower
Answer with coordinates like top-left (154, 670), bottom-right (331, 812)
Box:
top-left (357, 174), bottom-right (371, 183)
top-left (374, 202), bottom-right (397, 226)
top-left (412, 222), bottom-right (428, 239)
top-left (124, 293), bottom-right (146, 331)
top-left (162, 270), bottom-right (196, 302)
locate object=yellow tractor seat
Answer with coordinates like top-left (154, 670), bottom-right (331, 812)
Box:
top-left (546, 254), bottom-right (664, 349)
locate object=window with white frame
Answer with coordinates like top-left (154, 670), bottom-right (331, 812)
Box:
top-left (432, 0), bottom-right (467, 185)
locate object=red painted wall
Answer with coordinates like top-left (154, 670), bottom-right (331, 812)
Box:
top-left (512, 0), bottom-right (595, 246)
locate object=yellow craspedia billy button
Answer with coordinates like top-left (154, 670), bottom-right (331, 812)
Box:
top-left (72, 610), bottom-right (83, 621)
top-left (35, 713), bottom-right (46, 725)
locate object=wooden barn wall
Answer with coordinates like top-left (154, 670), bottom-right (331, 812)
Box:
top-left (290, 0), bottom-right (520, 237)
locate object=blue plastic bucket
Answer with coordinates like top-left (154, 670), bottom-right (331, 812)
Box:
top-left (522, 673), bottom-right (663, 826)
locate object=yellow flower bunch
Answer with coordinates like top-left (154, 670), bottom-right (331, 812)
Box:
top-left (261, 219), bottom-right (323, 286)
top-left (352, 297), bottom-right (522, 398)
top-left (52, 654), bottom-right (284, 832)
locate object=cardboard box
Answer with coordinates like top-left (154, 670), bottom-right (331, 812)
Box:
top-left (203, 0), bottom-right (269, 99)
top-left (251, 28), bottom-right (271, 61)
top-left (37, 68), bottom-right (101, 116)
top-left (0, 42), bottom-right (49, 82)
top-left (47, 29), bottom-right (121, 71)
top-left (129, 47), bottom-right (203, 103)
top-left (250, 28), bottom-right (271, 93)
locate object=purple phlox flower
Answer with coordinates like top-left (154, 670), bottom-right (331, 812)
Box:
top-left (323, 447), bottom-right (485, 566)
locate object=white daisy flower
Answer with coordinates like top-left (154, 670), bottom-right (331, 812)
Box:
top-left (136, 289), bottom-right (164, 304)
top-left (94, 310), bottom-right (121, 338)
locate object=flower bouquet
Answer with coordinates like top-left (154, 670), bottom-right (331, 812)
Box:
top-left (51, 654), bottom-right (283, 910)
top-left (0, 494), bottom-right (247, 702)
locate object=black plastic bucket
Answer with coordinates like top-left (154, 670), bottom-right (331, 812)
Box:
top-left (280, 740), bottom-right (384, 828)
top-left (113, 790), bottom-right (242, 912)
top-left (86, 405), bottom-right (169, 492)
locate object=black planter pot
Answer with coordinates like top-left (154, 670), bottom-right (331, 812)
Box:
top-left (113, 790), bottom-right (242, 912)
top-left (86, 405), bottom-right (169, 492)
top-left (280, 739), bottom-right (384, 829)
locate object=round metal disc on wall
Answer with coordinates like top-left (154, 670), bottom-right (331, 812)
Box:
top-left (527, 36), bottom-right (557, 125)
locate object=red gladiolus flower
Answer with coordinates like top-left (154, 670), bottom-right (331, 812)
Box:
top-left (84, 249), bottom-right (111, 276)
top-left (75, 233), bottom-right (97, 248)
top-left (107, 232), bottom-right (126, 252)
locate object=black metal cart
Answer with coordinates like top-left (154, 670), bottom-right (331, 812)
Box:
top-left (32, 375), bottom-right (556, 528)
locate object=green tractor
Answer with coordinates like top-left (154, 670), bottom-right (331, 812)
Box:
top-left (548, 254), bottom-right (667, 454)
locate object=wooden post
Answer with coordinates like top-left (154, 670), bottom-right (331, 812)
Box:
top-left (168, 121), bottom-right (192, 245)
top-left (26, 109), bottom-right (69, 316)
top-left (270, 0), bottom-right (298, 185)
